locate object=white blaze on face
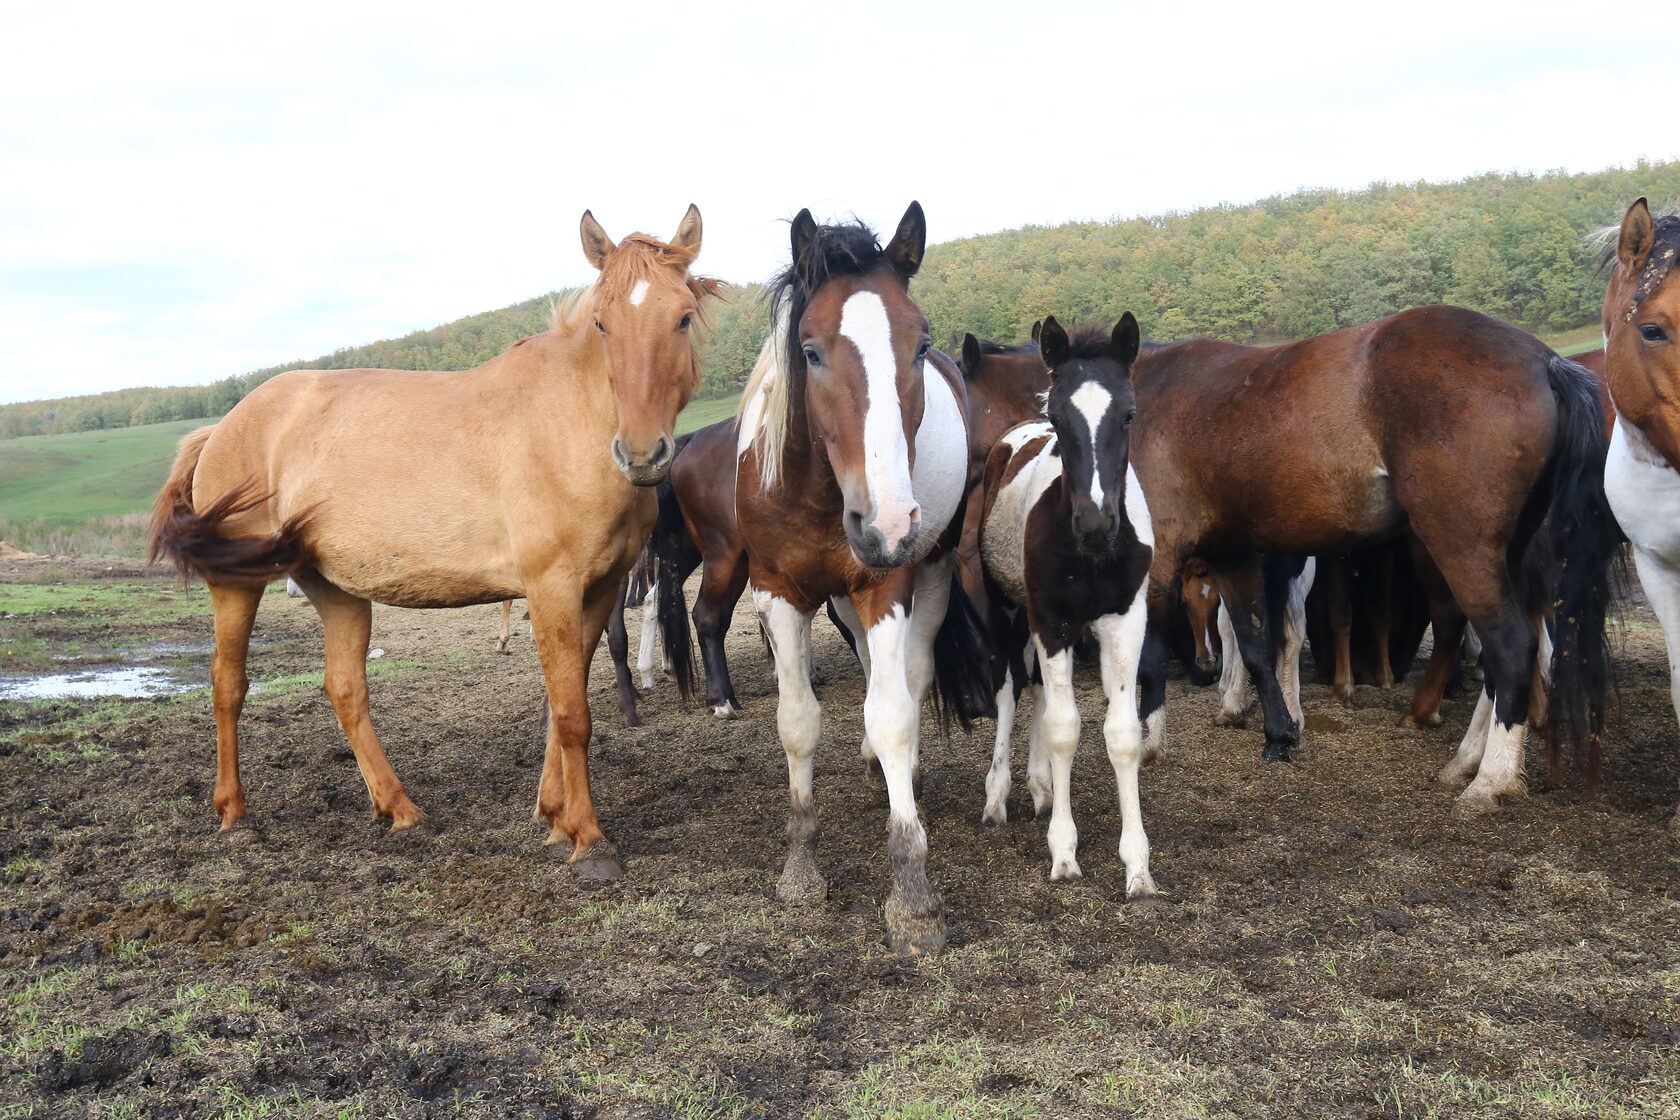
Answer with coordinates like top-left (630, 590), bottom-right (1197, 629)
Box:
top-left (630, 279), bottom-right (650, 307)
top-left (839, 290), bottom-right (918, 551)
top-left (1069, 380), bottom-right (1112, 506)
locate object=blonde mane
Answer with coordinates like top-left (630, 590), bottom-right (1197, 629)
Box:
top-left (736, 294), bottom-right (793, 489)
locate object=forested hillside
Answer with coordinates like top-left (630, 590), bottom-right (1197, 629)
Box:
top-left (6, 160), bottom-right (1674, 439)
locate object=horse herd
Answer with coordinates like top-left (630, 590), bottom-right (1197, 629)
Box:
top-left (148, 198), bottom-right (1679, 954)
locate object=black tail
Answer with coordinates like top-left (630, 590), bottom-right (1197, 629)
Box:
top-left (1542, 355), bottom-right (1624, 794)
top-left (624, 545), bottom-right (655, 609)
top-left (933, 575), bottom-right (998, 730)
top-left (650, 481), bottom-right (697, 702)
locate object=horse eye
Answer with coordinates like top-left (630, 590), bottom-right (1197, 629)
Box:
top-left (916, 340), bottom-right (931, 361)
top-left (1125, 409), bottom-right (1137, 426)
top-left (678, 314), bottom-right (693, 332)
top-left (803, 346), bottom-right (821, 367)
top-left (594, 319), bottom-right (606, 335)
top-left (1641, 324), bottom-right (1670, 343)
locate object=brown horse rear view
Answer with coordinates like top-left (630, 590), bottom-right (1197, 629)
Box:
top-left (149, 206), bottom-right (721, 879)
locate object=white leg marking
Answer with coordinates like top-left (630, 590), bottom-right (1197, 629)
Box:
top-left (984, 664), bottom-right (1016, 825)
top-left (636, 580), bottom-right (658, 689)
top-left (1440, 687), bottom-right (1494, 786)
top-left (830, 595), bottom-right (876, 761)
top-left (839, 291), bottom-right (918, 552)
top-left (1034, 641), bottom-right (1082, 881)
top-left (1216, 602), bottom-right (1252, 724)
top-left (1535, 617), bottom-right (1554, 691)
top-left (862, 604), bottom-right (923, 836)
top-left (904, 558), bottom-right (953, 781)
top-left (755, 590), bottom-right (821, 807)
top-left (1277, 558), bottom-right (1315, 727)
top-left (1095, 589), bottom-right (1155, 899)
top-left (1460, 719), bottom-right (1528, 811)
top-left (1629, 547), bottom-right (1680, 828)
top-left (1142, 707), bottom-right (1165, 764)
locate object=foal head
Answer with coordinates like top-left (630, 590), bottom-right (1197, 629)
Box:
top-left (759, 202), bottom-right (932, 568)
top-left (1603, 198), bottom-right (1680, 465)
top-left (1040, 313), bottom-right (1141, 554)
top-left (578, 204), bottom-right (721, 486)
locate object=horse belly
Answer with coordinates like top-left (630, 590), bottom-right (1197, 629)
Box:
top-left (906, 366), bottom-right (969, 562)
top-left (1607, 420), bottom-right (1680, 561)
top-left (311, 523), bottom-right (521, 608)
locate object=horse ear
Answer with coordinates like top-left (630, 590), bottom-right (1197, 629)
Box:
top-left (580, 210), bottom-right (616, 270)
top-left (884, 201), bottom-right (927, 280)
top-left (1030, 320), bottom-right (1043, 345)
top-left (960, 333), bottom-right (982, 375)
top-left (1111, 312), bottom-right (1141, 366)
top-left (1618, 197), bottom-right (1655, 271)
top-left (670, 204), bottom-right (702, 256)
top-left (1039, 315), bottom-right (1069, 371)
top-left (790, 209), bottom-right (818, 266)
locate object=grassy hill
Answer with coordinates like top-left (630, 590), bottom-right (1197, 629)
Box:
top-left (0, 399), bottom-right (743, 558)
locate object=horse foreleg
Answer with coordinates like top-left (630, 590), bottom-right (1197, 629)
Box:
top-left (208, 583), bottom-right (264, 831)
top-left (1034, 636), bottom-right (1083, 882)
top-left (903, 555), bottom-right (955, 789)
top-left (829, 595), bottom-right (878, 772)
top-left (1277, 558), bottom-right (1315, 726)
top-left (299, 576), bottom-right (425, 831)
top-left (495, 599), bottom-right (513, 654)
top-left (854, 578), bottom-right (944, 954)
top-left (1096, 588), bottom-right (1155, 900)
top-left (1215, 561), bottom-right (1299, 762)
top-left (696, 553), bottom-right (748, 718)
top-left (636, 579), bottom-right (659, 690)
top-left (529, 582), bottom-right (619, 877)
top-left (1324, 555), bottom-right (1355, 703)
top-left (1214, 602), bottom-right (1252, 726)
top-left (1629, 547), bottom-right (1680, 830)
top-left (983, 662), bottom-right (1018, 826)
top-left (605, 576), bottom-right (641, 729)
top-left (754, 590), bottom-right (825, 905)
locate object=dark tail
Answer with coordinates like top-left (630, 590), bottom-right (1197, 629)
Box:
top-left (147, 426), bottom-right (312, 586)
top-left (650, 480), bottom-right (696, 702)
top-left (1541, 355), bottom-right (1624, 794)
top-left (932, 574), bottom-right (997, 730)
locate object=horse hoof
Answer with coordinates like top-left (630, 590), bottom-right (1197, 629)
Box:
top-left (1033, 802), bottom-right (1052, 822)
top-left (980, 805), bottom-right (1007, 827)
top-left (776, 859), bottom-right (827, 906)
top-left (385, 805), bottom-right (428, 833)
top-left (1126, 873), bottom-right (1159, 905)
top-left (218, 818), bottom-right (259, 845)
top-left (1452, 791), bottom-right (1502, 818)
top-left (1049, 860), bottom-right (1084, 883)
top-left (1214, 711), bottom-right (1247, 729)
top-left (621, 711), bottom-right (642, 730)
top-left (569, 841), bottom-right (624, 882)
top-left (711, 703), bottom-right (738, 720)
top-left (639, 675), bottom-right (656, 690)
top-left (1333, 689), bottom-right (1355, 706)
top-left (883, 903), bottom-right (946, 956)
top-left (1400, 712), bottom-right (1441, 729)
top-left (1261, 743), bottom-right (1293, 763)
top-left (1435, 764), bottom-right (1474, 788)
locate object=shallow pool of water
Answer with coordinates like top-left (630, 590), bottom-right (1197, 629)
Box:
top-left (0, 665), bottom-right (203, 700)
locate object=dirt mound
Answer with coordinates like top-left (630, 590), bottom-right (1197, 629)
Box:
top-left (0, 541), bottom-right (42, 560)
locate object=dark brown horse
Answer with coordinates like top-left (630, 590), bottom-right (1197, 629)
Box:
top-left (149, 207), bottom-right (720, 878)
top-left (672, 203), bottom-right (991, 954)
top-left (1132, 305), bottom-right (1618, 813)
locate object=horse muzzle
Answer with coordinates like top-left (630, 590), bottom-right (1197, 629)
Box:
top-left (845, 506), bottom-right (922, 570)
top-left (612, 435), bottom-right (675, 487)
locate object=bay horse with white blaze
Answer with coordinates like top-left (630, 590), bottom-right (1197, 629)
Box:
top-left (682, 203), bottom-right (990, 954)
top-left (974, 315), bottom-right (1157, 895)
top-left (1600, 199), bottom-right (1680, 828)
top-left (1131, 305), bottom-right (1618, 814)
top-left (149, 206), bottom-right (721, 878)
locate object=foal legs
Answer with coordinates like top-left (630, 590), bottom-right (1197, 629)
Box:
top-left (208, 583), bottom-right (263, 830)
top-left (1215, 560), bottom-right (1299, 761)
top-left (495, 599), bottom-right (514, 654)
top-left (295, 574), bottom-right (425, 830)
top-left (1035, 639), bottom-right (1083, 880)
top-left (605, 576), bottom-right (642, 729)
top-left (695, 553), bottom-right (747, 717)
top-left (1096, 591), bottom-right (1155, 899)
top-left (755, 590), bottom-right (825, 905)
top-left (636, 580), bottom-right (659, 689)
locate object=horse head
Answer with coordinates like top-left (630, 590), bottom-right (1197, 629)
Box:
top-left (1040, 312), bottom-right (1141, 555)
top-left (1603, 198), bottom-right (1680, 469)
top-left (580, 204), bottom-right (722, 486)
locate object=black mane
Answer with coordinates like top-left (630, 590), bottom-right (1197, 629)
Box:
top-left (1597, 210), bottom-right (1680, 305)
top-left (975, 338), bottom-right (1037, 357)
top-left (1064, 323), bottom-right (1121, 363)
top-left (767, 219), bottom-right (895, 378)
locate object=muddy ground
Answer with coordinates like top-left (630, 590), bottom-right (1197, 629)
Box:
top-left (2, 554), bottom-right (1678, 1119)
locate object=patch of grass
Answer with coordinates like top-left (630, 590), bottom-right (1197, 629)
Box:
top-left (675, 395), bottom-right (738, 437)
top-left (574, 1067), bottom-right (753, 1120)
top-left (0, 418), bottom-right (209, 525)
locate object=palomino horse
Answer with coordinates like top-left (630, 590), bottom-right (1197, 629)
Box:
top-left (1601, 199), bottom-right (1680, 828)
top-left (149, 206), bottom-right (721, 878)
top-left (974, 316), bottom-right (1157, 896)
top-left (1132, 305), bottom-right (1618, 813)
top-left (691, 203), bottom-right (990, 954)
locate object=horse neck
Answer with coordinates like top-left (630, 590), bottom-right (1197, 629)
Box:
top-left (491, 329), bottom-right (621, 452)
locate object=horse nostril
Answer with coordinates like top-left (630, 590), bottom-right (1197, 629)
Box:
top-left (651, 436), bottom-right (674, 468)
top-left (611, 438), bottom-right (628, 468)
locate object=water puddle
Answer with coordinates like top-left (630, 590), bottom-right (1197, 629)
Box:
top-left (1, 663), bottom-right (207, 700)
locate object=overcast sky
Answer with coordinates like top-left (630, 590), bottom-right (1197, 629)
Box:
top-left (1, 0), bottom-right (1670, 406)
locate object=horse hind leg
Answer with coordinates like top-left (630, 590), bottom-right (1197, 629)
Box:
top-left (208, 583), bottom-right (264, 833)
top-left (605, 576), bottom-right (641, 729)
top-left (1213, 602), bottom-right (1253, 727)
top-left (1449, 610), bottom-right (1538, 815)
top-left (495, 599), bottom-right (513, 654)
top-left (300, 576), bottom-right (426, 831)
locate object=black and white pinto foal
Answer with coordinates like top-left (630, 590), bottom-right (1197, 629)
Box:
top-left (973, 315), bottom-right (1157, 896)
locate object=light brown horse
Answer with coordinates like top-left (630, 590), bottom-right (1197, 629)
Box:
top-left (149, 206), bottom-right (720, 879)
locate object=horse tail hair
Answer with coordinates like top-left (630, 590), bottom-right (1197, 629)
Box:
top-left (147, 426), bottom-right (312, 586)
top-left (650, 480), bottom-right (696, 702)
top-left (932, 572), bottom-right (998, 731)
top-left (1541, 354), bottom-right (1625, 794)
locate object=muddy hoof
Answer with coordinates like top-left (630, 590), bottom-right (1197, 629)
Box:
top-left (218, 819), bottom-right (260, 845)
top-left (980, 805), bottom-right (1007, 827)
top-left (1033, 802), bottom-right (1052, 822)
top-left (711, 703), bottom-right (739, 720)
top-left (569, 841), bottom-right (624, 882)
top-left (1435, 764), bottom-right (1474, 789)
top-left (1454, 781), bottom-right (1524, 818)
top-left (1261, 742), bottom-right (1294, 763)
top-left (621, 711), bottom-right (642, 729)
top-left (1049, 861), bottom-right (1084, 883)
top-left (1214, 710), bottom-right (1247, 729)
top-left (1126, 870), bottom-right (1159, 903)
top-left (776, 855), bottom-right (827, 906)
top-left (883, 900), bottom-right (945, 956)
top-left (1400, 711), bottom-right (1442, 729)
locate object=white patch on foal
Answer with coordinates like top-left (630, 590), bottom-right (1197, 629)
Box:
top-left (1068, 381), bottom-right (1113, 506)
top-left (980, 424), bottom-right (1059, 606)
top-left (839, 291), bottom-right (917, 552)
